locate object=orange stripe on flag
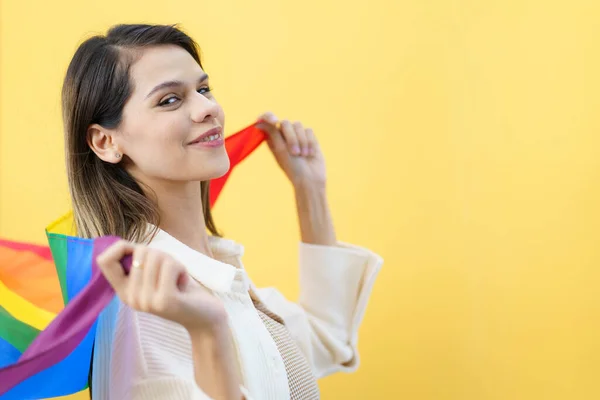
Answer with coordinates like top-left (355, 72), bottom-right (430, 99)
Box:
top-left (0, 246), bottom-right (63, 314)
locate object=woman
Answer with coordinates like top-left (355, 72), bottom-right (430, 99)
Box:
top-left (64, 24), bottom-right (383, 399)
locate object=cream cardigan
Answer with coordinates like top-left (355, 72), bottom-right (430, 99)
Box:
top-left (90, 229), bottom-right (383, 399)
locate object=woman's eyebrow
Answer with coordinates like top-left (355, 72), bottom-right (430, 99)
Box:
top-left (145, 73), bottom-right (209, 99)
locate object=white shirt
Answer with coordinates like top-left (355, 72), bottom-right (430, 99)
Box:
top-left (91, 229), bottom-right (383, 399)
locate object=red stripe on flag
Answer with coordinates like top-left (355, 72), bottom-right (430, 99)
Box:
top-left (209, 123), bottom-right (266, 207)
top-left (0, 240), bottom-right (53, 261)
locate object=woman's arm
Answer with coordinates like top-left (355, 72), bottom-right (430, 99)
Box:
top-left (254, 112), bottom-right (383, 377)
top-left (256, 112), bottom-right (337, 246)
top-left (294, 183), bottom-right (337, 246)
top-left (188, 321), bottom-right (243, 400)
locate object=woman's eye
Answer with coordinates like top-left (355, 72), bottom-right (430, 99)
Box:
top-left (159, 96), bottom-right (180, 106)
top-left (158, 87), bottom-right (212, 106)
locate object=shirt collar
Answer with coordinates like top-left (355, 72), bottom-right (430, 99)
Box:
top-left (147, 228), bottom-right (243, 293)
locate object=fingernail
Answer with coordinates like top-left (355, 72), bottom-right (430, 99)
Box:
top-left (292, 146), bottom-right (301, 155)
top-left (301, 148), bottom-right (309, 156)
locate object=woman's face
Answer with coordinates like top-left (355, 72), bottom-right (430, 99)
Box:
top-left (113, 45), bottom-right (229, 186)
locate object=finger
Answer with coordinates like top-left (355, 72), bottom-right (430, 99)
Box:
top-left (256, 120), bottom-right (279, 137)
top-left (125, 245), bottom-right (148, 308)
top-left (263, 125), bottom-right (287, 154)
top-left (96, 240), bottom-right (135, 269)
top-left (156, 259), bottom-right (186, 296)
top-left (257, 111), bottom-right (279, 127)
top-left (305, 127), bottom-right (318, 156)
top-left (293, 122), bottom-right (309, 156)
top-left (154, 259), bottom-right (184, 313)
top-left (256, 113), bottom-right (281, 138)
top-left (280, 120), bottom-right (300, 156)
top-left (255, 118), bottom-right (283, 147)
top-left (96, 240), bottom-right (135, 295)
top-left (138, 250), bottom-right (162, 312)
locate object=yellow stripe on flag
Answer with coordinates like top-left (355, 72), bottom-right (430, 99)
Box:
top-left (46, 211), bottom-right (77, 236)
top-left (0, 279), bottom-right (56, 330)
top-left (48, 389), bottom-right (90, 399)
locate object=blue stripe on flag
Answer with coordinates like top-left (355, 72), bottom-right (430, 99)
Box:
top-left (65, 238), bottom-right (93, 301)
top-left (0, 338), bottom-right (21, 369)
top-left (0, 319), bottom-right (97, 400)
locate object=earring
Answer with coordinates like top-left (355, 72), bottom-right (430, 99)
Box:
top-left (115, 152), bottom-right (122, 159)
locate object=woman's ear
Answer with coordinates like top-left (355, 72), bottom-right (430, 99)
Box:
top-left (87, 124), bottom-right (123, 163)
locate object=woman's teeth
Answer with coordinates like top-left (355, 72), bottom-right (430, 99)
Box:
top-left (200, 133), bottom-right (221, 142)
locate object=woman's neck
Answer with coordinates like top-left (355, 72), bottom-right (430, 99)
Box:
top-left (152, 181), bottom-right (214, 257)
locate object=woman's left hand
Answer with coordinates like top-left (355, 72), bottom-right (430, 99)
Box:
top-left (257, 112), bottom-right (327, 190)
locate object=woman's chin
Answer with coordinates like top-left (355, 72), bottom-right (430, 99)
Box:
top-left (203, 156), bottom-right (231, 180)
top-left (213, 160), bottom-right (231, 179)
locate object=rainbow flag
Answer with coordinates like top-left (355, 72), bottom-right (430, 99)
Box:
top-left (0, 123), bottom-right (266, 399)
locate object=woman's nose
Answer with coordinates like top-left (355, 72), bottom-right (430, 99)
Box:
top-left (190, 93), bottom-right (219, 123)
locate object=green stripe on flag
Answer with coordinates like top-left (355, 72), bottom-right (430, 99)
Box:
top-left (0, 305), bottom-right (41, 352)
top-left (47, 233), bottom-right (69, 306)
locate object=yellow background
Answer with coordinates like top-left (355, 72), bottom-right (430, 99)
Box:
top-left (1, 0), bottom-right (599, 399)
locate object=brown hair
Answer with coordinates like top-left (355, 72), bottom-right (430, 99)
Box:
top-left (62, 24), bottom-right (219, 241)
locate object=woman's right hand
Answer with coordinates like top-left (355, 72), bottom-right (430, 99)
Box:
top-left (96, 240), bottom-right (228, 334)
top-left (98, 241), bottom-right (243, 398)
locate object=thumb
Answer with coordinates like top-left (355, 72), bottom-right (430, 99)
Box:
top-left (257, 122), bottom-right (287, 154)
top-left (257, 112), bottom-right (278, 126)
